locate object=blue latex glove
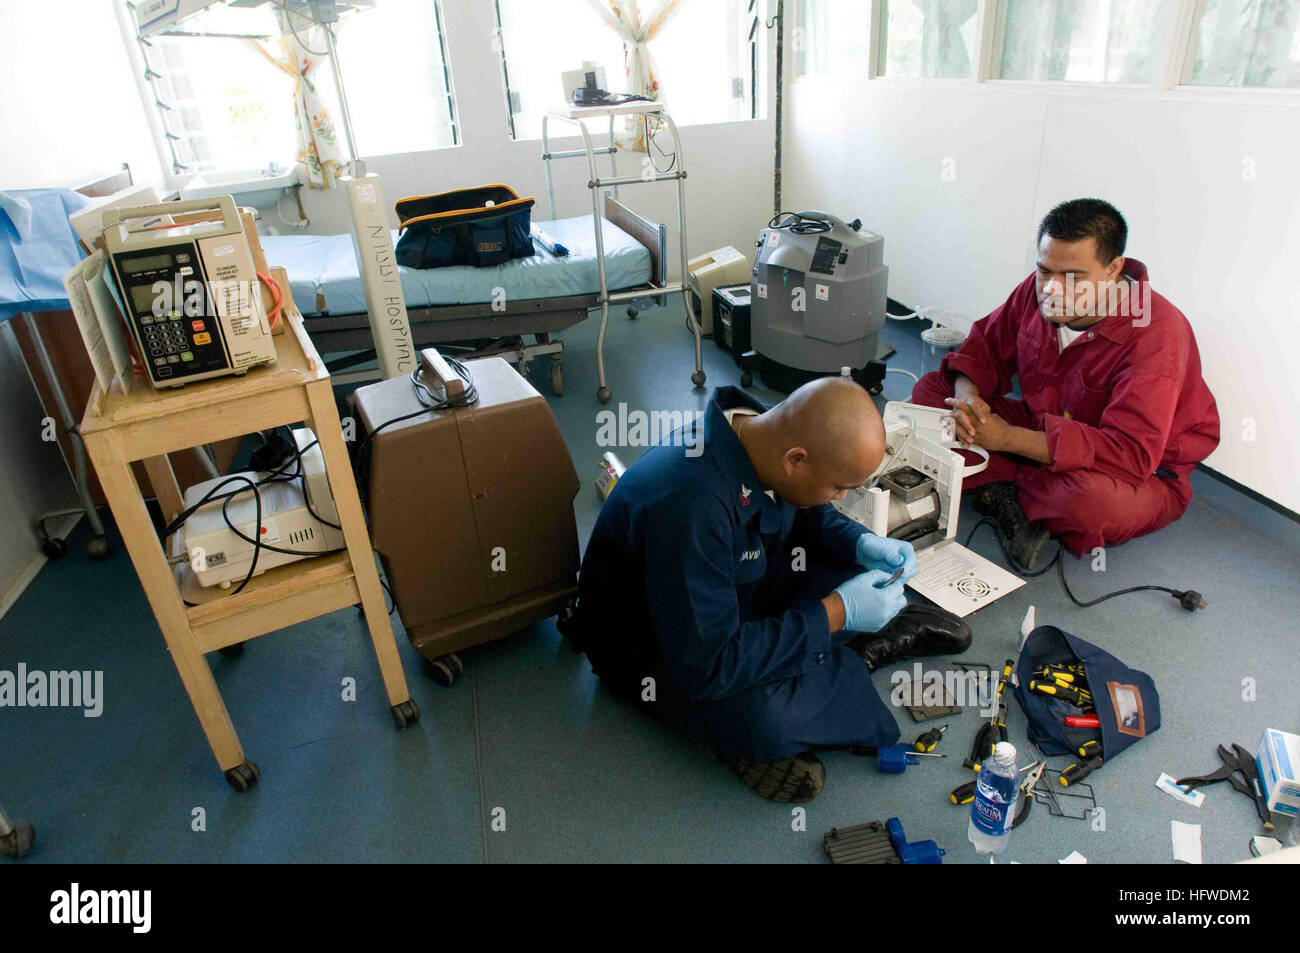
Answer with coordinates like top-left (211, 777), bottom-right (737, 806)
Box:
top-left (856, 533), bottom-right (918, 584)
top-left (834, 569), bottom-right (907, 634)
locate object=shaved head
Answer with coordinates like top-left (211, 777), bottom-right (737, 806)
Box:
top-left (736, 377), bottom-right (887, 508)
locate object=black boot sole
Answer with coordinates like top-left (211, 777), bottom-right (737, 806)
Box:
top-left (722, 752), bottom-right (826, 803)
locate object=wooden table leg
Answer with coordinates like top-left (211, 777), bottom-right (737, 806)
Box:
top-left (83, 429), bottom-right (248, 775)
top-left (304, 381), bottom-right (413, 710)
top-left (143, 454), bottom-right (185, 525)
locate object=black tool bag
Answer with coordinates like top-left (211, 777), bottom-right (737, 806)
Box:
top-left (1014, 625), bottom-right (1160, 766)
top-left (394, 185), bottom-right (536, 269)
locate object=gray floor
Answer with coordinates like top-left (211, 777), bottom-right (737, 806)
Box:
top-left (2, 303), bottom-right (1297, 864)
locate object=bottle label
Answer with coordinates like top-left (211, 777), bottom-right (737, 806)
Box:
top-left (971, 795), bottom-right (1011, 837)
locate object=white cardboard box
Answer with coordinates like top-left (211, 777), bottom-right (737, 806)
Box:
top-left (1258, 728), bottom-right (1300, 818)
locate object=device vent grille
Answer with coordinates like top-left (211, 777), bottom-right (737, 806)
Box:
top-left (289, 527), bottom-right (316, 545)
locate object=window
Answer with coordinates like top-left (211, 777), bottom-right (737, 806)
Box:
top-left (796, 0), bottom-right (871, 76)
top-left (1182, 0), bottom-right (1300, 88)
top-left (880, 0), bottom-right (981, 78)
top-left (997, 0), bottom-right (1169, 83)
top-left (494, 0), bottom-right (761, 140)
top-left (653, 0), bottom-right (762, 125)
top-left (130, 0), bottom-right (457, 175)
top-left (137, 4), bottom-right (299, 173)
top-left (333, 0), bottom-right (459, 156)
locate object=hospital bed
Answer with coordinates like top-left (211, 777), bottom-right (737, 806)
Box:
top-left (263, 193), bottom-right (669, 394)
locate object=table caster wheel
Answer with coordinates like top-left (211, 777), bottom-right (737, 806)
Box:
top-left (224, 760), bottom-right (260, 792)
top-left (391, 698), bottom-right (421, 729)
top-left (551, 362), bottom-right (564, 396)
top-left (691, 370), bottom-right (706, 387)
top-left (86, 535), bottom-right (110, 560)
top-left (219, 642), bottom-right (246, 658)
top-left (596, 385), bottom-right (611, 403)
top-left (627, 306), bottom-right (638, 319)
top-left (740, 371), bottom-right (753, 387)
top-left (0, 820), bottom-right (35, 858)
top-left (426, 652), bottom-right (463, 687)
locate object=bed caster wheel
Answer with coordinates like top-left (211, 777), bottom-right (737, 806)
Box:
top-left (627, 306), bottom-right (638, 319)
top-left (224, 760), bottom-right (260, 792)
top-left (691, 370), bottom-right (706, 387)
top-left (41, 537), bottom-right (68, 560)
top-left (426, 653), bottom-right (464, 688)
top-left (740, 371), bottom-right (753, 387)
top-left (218, 642), bottom-right (246, 658)
top-left (86, 535), bottom-right (110, 560)
top-left (0, 819), bottom-right (35, 859)
top-left (596, 385), bottom-right (611, 403)
top-left (551, 363), bottom-right (564, 396)
top-left (391, 698), bottom-right (421, 729)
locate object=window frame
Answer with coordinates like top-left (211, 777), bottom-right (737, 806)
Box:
top-left (492, 0), bottom-right (765, 143)
top-left (118, 0), bottom-right (462, 185)
top-left (794, 0), bottom-right (1300, 106)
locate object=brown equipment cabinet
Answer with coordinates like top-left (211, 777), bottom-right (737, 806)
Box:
top-left (353, 357), bottom-right (580, 669)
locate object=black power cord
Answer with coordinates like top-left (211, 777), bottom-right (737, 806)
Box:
top-left (964, 517), bottom-right (1207, 611)
top-left (768, 211), bottom-right (831, 234)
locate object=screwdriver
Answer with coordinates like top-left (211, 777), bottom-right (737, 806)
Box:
top-left (1060, 755), bottom-right (1103, 786)
top-left (1076, 740), bottom-right (1102, 760)
top-left (914, 724), bottom-right (948, 753)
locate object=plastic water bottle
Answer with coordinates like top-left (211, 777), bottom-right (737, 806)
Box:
top-left (968, 741), bottom-right (1020, 855)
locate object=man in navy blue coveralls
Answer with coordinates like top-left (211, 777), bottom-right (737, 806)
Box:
top-left (570, 378), bottom-right (970, 802)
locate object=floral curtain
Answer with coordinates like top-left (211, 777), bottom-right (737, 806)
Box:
top-left (584, 0), bottom-right (689, 150)
top-left (250, 14), bottom-right (346, 189)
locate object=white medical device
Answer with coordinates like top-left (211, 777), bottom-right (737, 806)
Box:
top-left (182, 429), bottom-right (343, 588)
top-left (103, 196), bottom-right (276, 389)
top-left (833, 401), bottom-right (989, 554)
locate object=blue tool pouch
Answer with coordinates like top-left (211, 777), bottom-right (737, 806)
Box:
top-left (1014, 625), bottom-right (1160, 767)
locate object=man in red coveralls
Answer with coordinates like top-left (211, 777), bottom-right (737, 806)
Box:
top-left (910, 198), bottom-right (1219, 567)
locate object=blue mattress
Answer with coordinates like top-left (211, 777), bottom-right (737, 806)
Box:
top-left (261, 215), bottom-right (652, 318)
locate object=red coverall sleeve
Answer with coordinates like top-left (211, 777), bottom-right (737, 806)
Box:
top-left (941, 280), bottom-right (1029, 398)
top-left (1043, 373), bottom-right (1181, 484)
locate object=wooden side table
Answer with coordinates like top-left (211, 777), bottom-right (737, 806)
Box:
top-left (80, 304), bottom-right (418, 790)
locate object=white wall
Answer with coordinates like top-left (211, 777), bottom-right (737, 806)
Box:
top-left (295, 0), bottom-right (778, 277)
top-left (0, 324), bottom-right (80, 617)
top-left (786, 75), bottom-right (1300, 513)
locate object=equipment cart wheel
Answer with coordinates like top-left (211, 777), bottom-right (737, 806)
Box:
top-left (224, 760), bottom-right (260, 792)
top-left (740, 371), bottom-right (753, 388)
top-left (426, 652), bottom-right (464, 688)
top-left (596, 385), bottom-right (611, 403)
top-left (691, 370), bottom-right (706, 388)
top-left (627, 306), bottom-right (638, 319)
top-left (551, 360), bottom-right (564, 396)
top-left (390, 698), bottom-right (421, 729)
top-left (218, 642), bottom-right (246, 659)
top-left (868, 382), bottom-right (883, 396)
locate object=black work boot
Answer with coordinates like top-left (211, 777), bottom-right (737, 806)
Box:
top-left (718, 750), bottom-right (826, 803)
top-left (847, 604), bottom-right (973, 673)
top-left (972, 481), bottom-right (1050, 569)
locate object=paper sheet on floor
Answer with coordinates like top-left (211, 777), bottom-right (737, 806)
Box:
top-left (907, 540), bottom-right (1025, 618)
top-left (1058, 850), bottom-right (1088, 864)
top-left (1156, 773), bottom-right (1206, 807)
top-left (1172, 820), bottom-right (1202, 864)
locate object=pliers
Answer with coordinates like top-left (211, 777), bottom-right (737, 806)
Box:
top-left (1010, 761), bottom-right (1046, 829)
top-left (1176, 744), bottom-right (1274, 831)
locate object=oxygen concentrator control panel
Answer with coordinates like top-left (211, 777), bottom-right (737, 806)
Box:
top-left (112, 243), bottom-right (233, 384)
top-left (809, 237), bottom-right (844, 276)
